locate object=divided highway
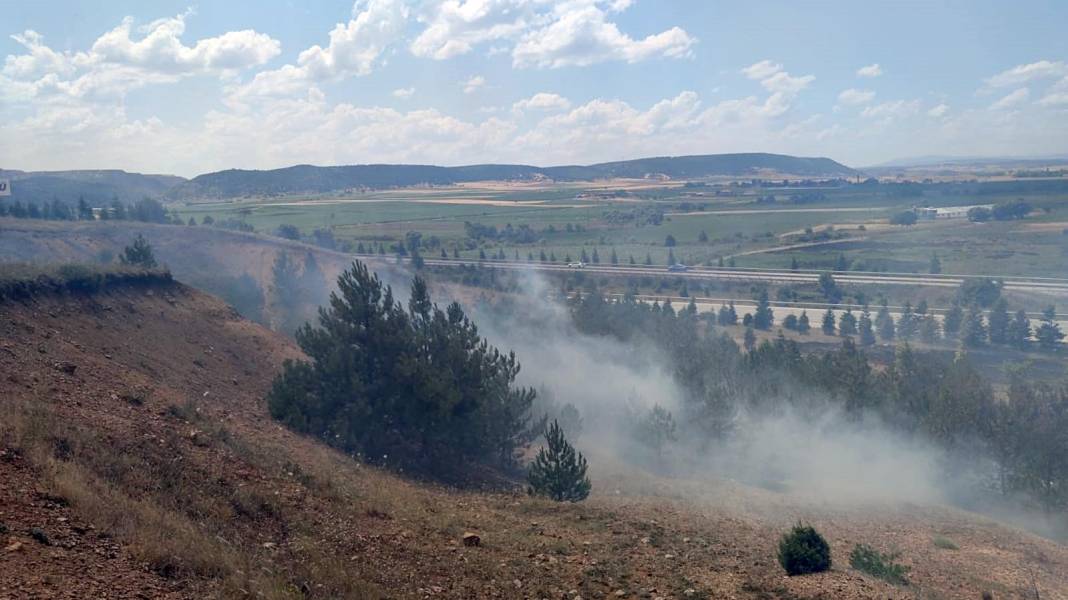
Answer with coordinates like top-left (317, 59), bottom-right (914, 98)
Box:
top-left (368, 255), bottom-right (1068, 296)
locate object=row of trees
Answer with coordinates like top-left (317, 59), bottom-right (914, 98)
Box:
top-left (816, 299), bottom-right (1062, 351)
top-left (0, 197), bottom-right (171, 223)
top-left (565, 290), bottom-right (1068, 513)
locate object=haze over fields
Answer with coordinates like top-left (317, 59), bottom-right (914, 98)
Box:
top-left (3, 2), bottom-right (1068, 599)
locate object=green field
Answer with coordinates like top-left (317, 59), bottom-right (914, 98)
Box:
top-left (174, 179), bottom-right (1068, 276)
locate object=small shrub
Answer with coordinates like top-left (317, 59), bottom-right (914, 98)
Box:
top-left (778, 523), bottom-right (831, 576)
top-left (932, 535), bottom-right (958, 550)
top-left (849, 543), bottom-right (909, 585)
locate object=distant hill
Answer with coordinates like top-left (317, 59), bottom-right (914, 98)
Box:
top-left (169, 153), bottom-right (857, 199)
top-left (0, 169), bottom-right (186, 206)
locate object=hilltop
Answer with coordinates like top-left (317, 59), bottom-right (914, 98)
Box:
top-left (167, 153), bottom-right (856, 200)
top-left (0, 269), bottom-right (1066, 598)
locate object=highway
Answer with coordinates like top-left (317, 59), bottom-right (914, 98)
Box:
top-left (365, 255), bottom-right (1068, 296)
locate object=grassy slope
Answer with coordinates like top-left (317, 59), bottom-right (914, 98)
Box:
top-left (0, 277), bottom-right (1066, 598)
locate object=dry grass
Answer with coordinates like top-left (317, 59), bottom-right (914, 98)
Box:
top-left (0, 262), bottom-right (171, 300)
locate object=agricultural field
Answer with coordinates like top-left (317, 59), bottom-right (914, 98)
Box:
top-left (174, 178), bottom-right (1068, 283)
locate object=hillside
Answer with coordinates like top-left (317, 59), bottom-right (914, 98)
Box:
top-left (1, 272), bottom-right (1066, 598)
top-left (0, 218), bottom-right (379, 331)
top-left (168, 154), bottom-right (857, 200)
top-left (0, 170), bottom-right (186, 206)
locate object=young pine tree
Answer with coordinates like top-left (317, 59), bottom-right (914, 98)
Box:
top-left (858, 310), bottom-right (876, 346)
top-left (119, 234), bottom-right (158, 268)
top-left (821, 308), bottom-right (836, 336)
top-left (1035, 305), bottom-right (1065, 351)
top-left (798, 310), bottom-right (811, 334)
top-left (527, 420), bottom-right (591, 502)
top-left (1006, 309), bottom-right (1032, 350)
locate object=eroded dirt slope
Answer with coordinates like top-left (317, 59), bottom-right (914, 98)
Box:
top-left (1, 280), bottom-right (1066, 599)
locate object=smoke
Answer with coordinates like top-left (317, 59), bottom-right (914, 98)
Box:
top-left (463, 269), bottom-right (950, 510)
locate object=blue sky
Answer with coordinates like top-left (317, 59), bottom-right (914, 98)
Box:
top-left (2, 0), bottom-right (1067, 176)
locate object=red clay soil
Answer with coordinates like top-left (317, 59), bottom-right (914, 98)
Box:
top-left (1, 280), bottom-right (1066, 599)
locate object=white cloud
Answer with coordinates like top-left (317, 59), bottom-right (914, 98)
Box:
top-left (857, 63), bottom-right (882, 78)
top-left (861, 99), bottom-right (921, 119)
top-left (741, 59), bottom-right (782, 81)
top-left (512, 92), bottom-right (571, 112)
top-left (1037, 91), bottom-right (1068, 106)
top-left (512, 2), bottom-right (695, 68)
top-left (837, 88), bottom-right (875, 106)
top-left (411, 0), bottom-right (694, 68)
top-left (228, 0), bottom-right (406, 103)
top-left (985, 60), bottom-right (1066, 88)
top-left (1, 13), bottom-right (280, 100)
top-left (989, 87), bottom-right (1030, 110)
top-left (89, 12), bottom-right (280, 73)
top-left (392, 87), bottom-right (415, 99)
top-left (463, 75), bottom-right (486, 94)
top-left (927, 103), bottom-right (949, 118)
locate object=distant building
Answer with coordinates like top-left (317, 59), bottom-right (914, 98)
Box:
top-left (915, 204), bottom-right (994, 219)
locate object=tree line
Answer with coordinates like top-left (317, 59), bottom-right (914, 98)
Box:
top-left (566, 289), bottom-right (1068, 516)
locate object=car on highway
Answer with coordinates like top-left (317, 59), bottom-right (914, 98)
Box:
top-left (667, 264), bottom-right (689, 272)
top-left (567, 261), bottom-right (586, 269)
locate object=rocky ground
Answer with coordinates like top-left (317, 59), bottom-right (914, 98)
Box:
top-left (1, 279), bottom-right (1066, 599)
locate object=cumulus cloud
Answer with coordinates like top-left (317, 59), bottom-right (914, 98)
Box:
top-left (392, 87), bottom-right (415, 99)
top-left (228, 0), bottom-right (406, 103)
top-left (989, 87), bottom-right (1030, 110)
top-left (512, 92), bottom-right (571, 112)
top-left (512, 2), bottom-right (695, 68)
top-left (837, 88), bottom-right (875, 106)
top-left (1, 12), bottom-right (279, 100)
top-left (861, 99), bottom-right (921, 120)
top-left (90, 12), bottom-right (280, 73)
top-left (985, 60), bottom-right (1066, 88)
top-left (411, 0), bottom-right (695, 68)
top-left (857, 63), bottom-right (883, 77)
top-left (927, 103), bottom-right (949, 118)
top-left (462, 74), bottom-right (486, 94)
top-left (741, 60), bottom-right (814, 94)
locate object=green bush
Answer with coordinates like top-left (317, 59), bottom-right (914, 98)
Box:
top-left (778, 524), bottom-right (831, 576)
top-left (527, 420), bottom-right (590, 502)
top-left (849, 543), bottom-right (909, 585)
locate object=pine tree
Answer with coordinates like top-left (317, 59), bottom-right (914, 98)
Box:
top-left (897, 302), bottom-right (917, 340)
top-left (919, 316), bottom-right (941, 343)
top-left (929, 254), bottom-right (942, 274)
top-left (960, 305), bottom-right (987, 348)
top-left (698, 230), bottom-right (709, 243)
top-left (987, 298), bottom-right (1010, 345)
top-left (858, 310), bottom-right (876, 346)
top-left (790, 256), bottom-right (799, 271)
top-left (1035, 305), bottom-right (1065, 351)
top-left (744, 326), bottom-right (757, 352)
top-left (943, 302), bottom-right (963, 339)
top-left (528, 420), bottom-right (591, 502)
top-left (591, 248), bottom-right (600, 263)
top-left (753, 290), bottom-right (774, 330)
top-left (119, 234), bottom-right (157, 268)
top-left (717, 256), bottom-right (724, 267)
top-left (628, 255), bottom-right (636, 265)
top-left (610, 248), bottom-right (618, 264)
top-left (821, 309), bottom-right (836, 336)
top-left (581, 248), bottom-right (589, 263)
top-left (645, 253), bottom-right (653, 266)
top-left (876, 301), bottom-right (895, 342)
top-left (668, 248), bottom-right (677, 266)
top-left (1006, 309), bottom-right (1031, 350)
top-left (798, 310), bottom-right (811, 334)
top-left (838, 309), bottom-right (857, 336)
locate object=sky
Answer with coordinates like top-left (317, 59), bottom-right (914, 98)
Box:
top-left (2, 0), bottom-right (1067, 177)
